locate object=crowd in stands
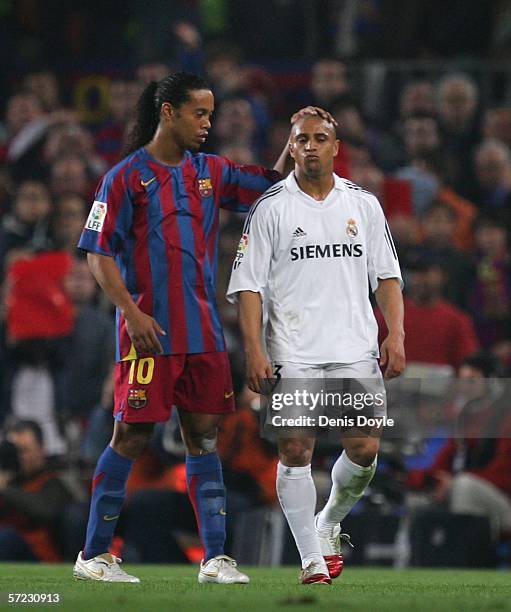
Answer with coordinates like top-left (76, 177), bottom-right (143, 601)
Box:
top-left (1, 18), bottom-right (511, 563)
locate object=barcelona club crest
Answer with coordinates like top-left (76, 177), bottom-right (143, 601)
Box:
top-left (346, 218), bottom-right (358, 238)
top-left (128, 389), bottom-right (147, 409)
top-left (198, 178), bottom-right (213, 198)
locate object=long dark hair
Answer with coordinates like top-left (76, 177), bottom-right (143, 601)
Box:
top-left (124, 72), bottom-right (209, 155)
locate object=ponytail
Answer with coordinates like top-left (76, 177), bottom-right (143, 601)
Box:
top-left (123, 81), bottom-right (159, 155)
top-left (123, 72), bottom-right (210, 157)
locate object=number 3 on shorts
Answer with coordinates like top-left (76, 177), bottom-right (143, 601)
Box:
top-left (128, 358), bottom-right (155, 385)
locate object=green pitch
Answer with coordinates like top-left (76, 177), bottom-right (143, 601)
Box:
top-left (1, 565), bottom-right (510, 612)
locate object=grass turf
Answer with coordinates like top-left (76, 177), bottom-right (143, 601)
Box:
top-left (0, 565), bottom-right (510, 612)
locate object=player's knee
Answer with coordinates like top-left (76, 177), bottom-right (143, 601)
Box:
top-left (345, 440), bottom-right (379, 467)
top-left (111, 423), bottom-right (154, 459)
top-left (183, 428), bottom-right (218, 455)
top-left (279, 440), bottom-right (313, 466)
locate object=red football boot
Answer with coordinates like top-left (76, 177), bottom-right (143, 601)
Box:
top-left (300, 560), bottom-right (332, 585)
top-left (315, 515), bottom-right (354, 579)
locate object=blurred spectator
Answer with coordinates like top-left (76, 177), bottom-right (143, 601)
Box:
top-left (0, 180), bottom-right (53, 277)
top-left (407, 353), bottom-right (511, 539)
top-left (310, 59), bottom-right (350, 107)
top-left (204, 42), bottom-right (247, 100)
top-left (50, 154), bottom-right (93, 200)
top-left (472, 139), bottom-right (511, 211)
top-left (22, 70), bottom-right (62, 113)
top-left (387, 213), bottom-right (420, 265)
top-left (58, 256), bottom-right (114, 420)
top-left (395, 114), bottom-right (443, 213)
top-left (0, 420), bottom-right (72, 561)
top-left (399, 81), bottom-right (436, 119)
top-left (420, 203), bottom-right (474, 308)
top-left (437, 73), bottom-right (481, 197)
top-left (377, 253), bottom-right (478, 370)
top-left (483, 107), bottom-right (511, 148)
top-left (401, 113), bottom-right (441, 161)
top-left (44, 122), bottom-right (105, 177)
top-left (136, 62), bottom-right (171, 86)
top-left (467, 215), bottom-right (511, 349)
top-left (93, 78), bottom-right (142, 167)
top-left (53, 193), bottom-right (88, 253)
top-left (350, 162), bottom-right (385, 201)
top-left (218, 145), bottom-right (256, 166)
top-left (2, 90), bottom-right (49, 181)
top-left (213, 96), bottom-right (260, 157)
top-left (399, 153), bottom-right (478, 251)
top-left (332, 96), bottom-right (401, 171)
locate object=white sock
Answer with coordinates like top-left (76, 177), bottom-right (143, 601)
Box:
top-left (316, 451), bottom-right (377, 533)
top-left (276, 462), bottom-right (326, 570)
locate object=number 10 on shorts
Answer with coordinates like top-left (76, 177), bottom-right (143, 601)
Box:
top-left (128, 358), bottom-right (155, 385)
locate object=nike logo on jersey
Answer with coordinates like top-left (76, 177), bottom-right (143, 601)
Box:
top-left (103, 514), bottom-right (120, 521)
top-left (140, 177), bottom-right (156, 187)
top-left (224, 391), bottom-right (234, 399)
top-left (292, 227), bottom-right (307, 238)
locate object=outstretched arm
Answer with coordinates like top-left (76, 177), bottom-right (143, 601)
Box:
top-left (374, 277), bottom-right (405, 379)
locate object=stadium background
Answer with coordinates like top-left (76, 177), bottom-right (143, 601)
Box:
top-left (0, 0), bottom-right (511, 572)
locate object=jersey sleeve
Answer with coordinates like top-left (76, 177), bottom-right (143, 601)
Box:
top-left (226, 198), bottom-right (274, 303)
top-left (216, 156), bottom-right (281, 213)
top-left (77, 166), bottom-right (134, 256)
top-left (367, 196), bottom-right (403, 292)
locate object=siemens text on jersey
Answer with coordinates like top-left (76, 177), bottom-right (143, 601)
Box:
top-left (290, 243), bottom-right (363, 261)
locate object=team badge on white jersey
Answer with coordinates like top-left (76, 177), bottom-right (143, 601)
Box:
top-left (346, 218), bottom-right (358, 238)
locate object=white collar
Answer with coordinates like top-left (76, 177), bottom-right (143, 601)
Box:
top-left (284, 172), bottom-right (345, 195)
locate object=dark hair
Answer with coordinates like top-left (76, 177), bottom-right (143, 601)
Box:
top-left (124, 72), bottom-right (209, 155)
top-left (6, 419), bottom-right (44, 447)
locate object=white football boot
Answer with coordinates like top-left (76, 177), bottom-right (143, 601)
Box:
top-left (198, 554), bottom-right (250, 584)
top-left (73, 551), bottom-right (140, 583)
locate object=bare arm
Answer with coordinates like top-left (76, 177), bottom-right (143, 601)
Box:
top-left (238, 290), bottom-right (273, 393)
top-left (87, 252), bottom-right (165, 355)
top-left (273, 140), bottom-right (292, 175)
top-left (374, 277), bottom-right (406, 379)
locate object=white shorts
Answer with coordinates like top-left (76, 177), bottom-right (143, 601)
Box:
top-left (267, 358), bottom-right (387, 428)
top-left (272, 358), bottom-right (383, 380)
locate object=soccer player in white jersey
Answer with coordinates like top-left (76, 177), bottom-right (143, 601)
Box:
top-left (226, 114), bottom-right (405, 584)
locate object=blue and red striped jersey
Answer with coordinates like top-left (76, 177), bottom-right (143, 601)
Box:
top-left (78, 147), bottom-right (280, 360)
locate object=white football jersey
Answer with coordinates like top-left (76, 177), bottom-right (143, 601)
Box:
top-left (226, 173), bottom-right (402, 364)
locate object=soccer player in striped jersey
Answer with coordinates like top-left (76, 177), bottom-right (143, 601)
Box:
top-left (73, 71), bottom-right (333, 584)
top-left (227, 114), bottom-right (405, 584)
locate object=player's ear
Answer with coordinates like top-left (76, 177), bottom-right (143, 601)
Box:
top-left (288, 139), bottom-right (296, 159)
top-left (161, 102), bottom-right (174, 121)
top-left (333, 138), bottom-right (340, 157)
